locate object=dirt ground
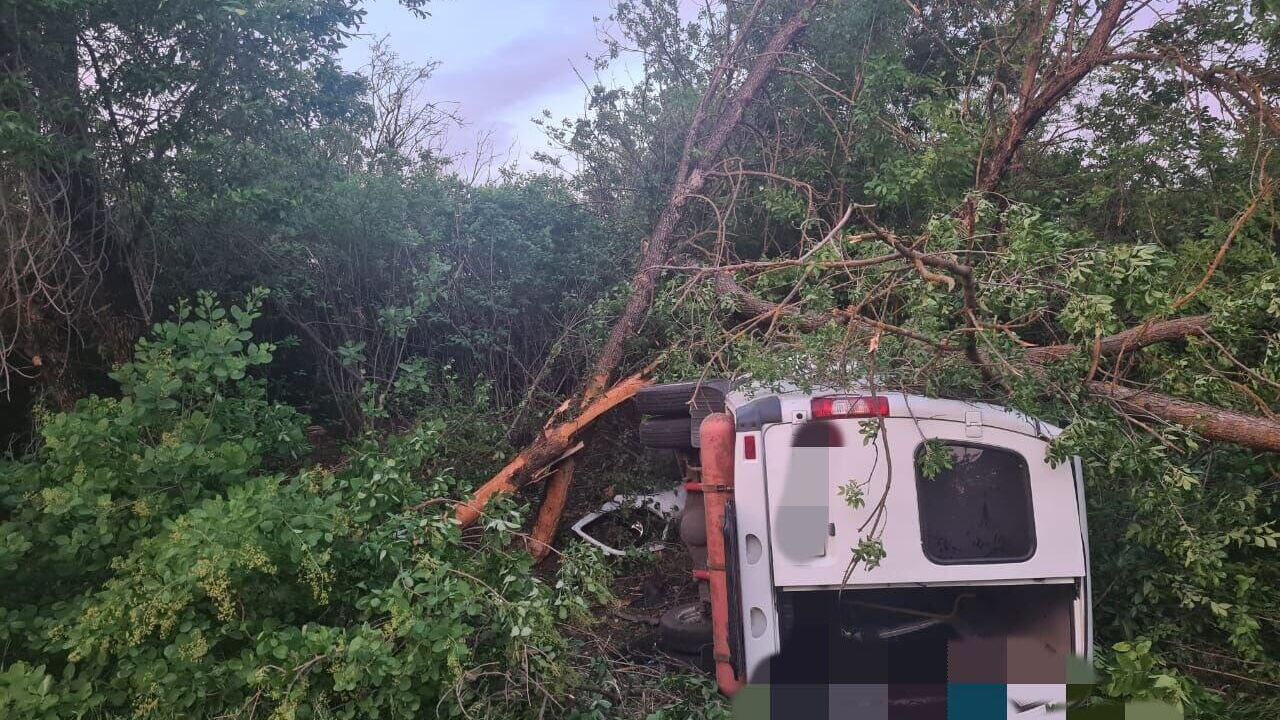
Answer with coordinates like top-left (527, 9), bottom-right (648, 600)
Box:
top-left (568, 546), bottom-right (714, 712)
top-left (535, 411), bottom-right (721, 716)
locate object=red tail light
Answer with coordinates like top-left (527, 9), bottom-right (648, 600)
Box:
top-left (810, 395), bottom-right (889, 419)
top-left (743, 434), bottom-right (757, 460)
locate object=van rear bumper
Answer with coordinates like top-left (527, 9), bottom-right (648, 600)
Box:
top-left (729, 682), bottom-right (1068, 719)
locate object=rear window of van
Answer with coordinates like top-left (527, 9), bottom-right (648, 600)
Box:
top-left (914, 443), bottom-right (1035, 564)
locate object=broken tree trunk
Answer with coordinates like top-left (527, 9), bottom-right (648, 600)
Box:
top-left (454, 372), bottom-right (652, 528)
top-left (471, 0), bottom-right (824, 549)
top-left (574, 0), bottom-right (821, 403)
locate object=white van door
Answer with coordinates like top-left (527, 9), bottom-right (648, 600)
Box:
top-left (762, 416), bottom-right (1086, 588)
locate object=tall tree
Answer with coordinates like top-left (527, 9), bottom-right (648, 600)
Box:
top-left (1, 0), bottom-right (368, 404)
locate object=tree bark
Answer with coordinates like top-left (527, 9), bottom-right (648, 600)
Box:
top-left (1024, 316), bottom-right (1210, 364)
top-left (1088, 382), bottom-right (1280, 453)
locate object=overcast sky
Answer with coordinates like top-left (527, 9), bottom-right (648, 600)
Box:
top-left (340, 0), bottom-right (633, 171)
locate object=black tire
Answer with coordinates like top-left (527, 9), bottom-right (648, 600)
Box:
top-left (639, 416), bottom-right (693, 449)
top-left (635, 381), bottom-right (727, 417)
top-left (634, 382), bottom-right (700, 417)
top-left (659, 602), bottom-right (713, 654)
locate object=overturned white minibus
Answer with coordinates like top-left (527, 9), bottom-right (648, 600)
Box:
top-left (631, 382), bottom-right (1092, 718)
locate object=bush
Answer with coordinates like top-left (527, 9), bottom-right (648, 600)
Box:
top-left (0, 293), bottom-right (611, 719)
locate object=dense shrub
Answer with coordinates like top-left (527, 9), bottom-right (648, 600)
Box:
top-left (0, 294), bottom-right (611, 719)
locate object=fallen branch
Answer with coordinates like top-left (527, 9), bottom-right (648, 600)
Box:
top-left (528, 441), bottom-right (586, 483)
top-left (1088, 382), bottom-right (1280, 453)
top-left (526, 460), bottom-right (576, 559)
top-left (660, 249), bottom-right (894, 274)
top-left (454, 372), bottom-right (652, 527)
top-left (576, 0), bottom-right (822, 402)
top-left (1024, 315), bottom-right (1210, 364)
top-left (710, 271), bottom-right (962, 352)
top-left (1171, 179), bottom-right (1272, 312)
top-left (708, 275), bottom-right (1280, 453)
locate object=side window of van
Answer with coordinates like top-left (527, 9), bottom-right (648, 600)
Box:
top-left (914, 443), bottom-right (1036, 564)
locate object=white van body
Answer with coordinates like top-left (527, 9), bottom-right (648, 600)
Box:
top-left (724, 388), bottom-right (1092, 717)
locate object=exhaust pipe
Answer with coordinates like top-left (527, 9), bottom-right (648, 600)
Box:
top-left (698, 412), bottom-right (743, 696)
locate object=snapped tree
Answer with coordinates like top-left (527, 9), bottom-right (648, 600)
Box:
top-left (459, 0), bottom-right (1280, 536)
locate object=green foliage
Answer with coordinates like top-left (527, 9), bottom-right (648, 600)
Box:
top-left (849, 537), bottom-right (888, 572)
top-left (641, 674), bottom-right (731, 720)
top-left (0, 296), bottom-right (613, 719)
top-left (1099, 640), bottom-right (1192, 708)
top-left (0, 291), bottom-right (304, 597)
top-left (857, 418), bottom-right (881, 446)
top-left (161, 160), bottom-right (626, 430)
top-left (917, 440), bottom-right (954, 480)
top-left (838, 479), bottom-right (867, 509)
top-left (759, 187), bottom-right (808, 224)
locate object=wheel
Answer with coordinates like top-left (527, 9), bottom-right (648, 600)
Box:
top-left (635, 382), bottom-right (700, 416)
top-left (659, 601), bottom-right (713, 654)
top-left (634, 381), bottom-right (727, 417)
top-left (639, 416), bottom-right (693, 449)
